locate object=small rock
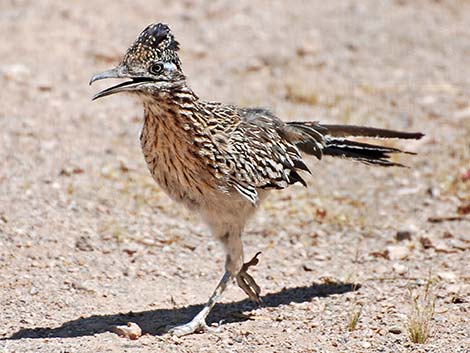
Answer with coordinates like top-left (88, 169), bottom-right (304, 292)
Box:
top-left (30, 287), bottom-right (39, 295)
top-left (162, 245), bottom-right (171, 252)
top-left (361, 341), bottom-right (371, 349)
top-left (37, 83), bottom-right (53, 92)
top-left (75, 236), bottom-right (94, 252)
top-left (437, 271), bottom-right (457, 282)
top-left (71, 281), bottom-right (95, 293)
top-left (1, 63), bottom-right (31, 81)
top-left (139, 237), bottom-right (157, 246)
top-left (245, 57), bottom-right (265, 72)
top-left (434, 241), bottom-right (454, 254)
top-left (396, 230), bottom-right (412, 242)
top-left (420, 236), bottom-right (434, 249)
top-left (122, 243), bottom-right (139, 255)
top-left (239, 330), bottom-right (251, 336)
top-left (442, 231), bottom-right (454, 239)
top-left (302, 264), bottom-right (315, 272)
top-left (418, 95), bottom-right (436, 106)
top-left (426, 186), bottom-right (440, 197)
top-left (369, 251), bottom-right (388, 259)
top-left (296, 41), bottom-right (318, 57)
top-left (386, 245), bottom-right (409, 260)
top-left (388, 326), bottom-right (402, 334)
top-left (452, 296), bottom-right (465, 304)
top-left (392, 263), bottom-right (407, 275)
top-left (372, 264), bottom-right (388, 275)
top-left (112, 322), bottom-right (142, 340)
top-left (206, 240), bottom-right (216, 251)
top-left (457, 202), bottom-right (470, 215)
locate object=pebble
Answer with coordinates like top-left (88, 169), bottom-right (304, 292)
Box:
top-left (386, 245), bottom-right (410, 260)
top-left (245, 57), bottom-right (265, 72)
top-left (206, 240), bottom-right (216, 251)
top-left (392, 263), bottom-right (407, 275)
top-left (122, 243), bottom-right (139, 255)
top-left (437, 271), bottom-right (457, 282)
top-left (296, 41), bottom-right (318, 57)
top-left (388, 326), bottom-right (402, 334)
top-left (75, 236), bottom-right (94, 252)
top-left (427, 187), bottom-right (440, 198)
top-left (1, 63), bottom-right (31, 81)
top-left (112, 322), bottom-right (142, 340)
top-left (418, 95), bottom-right (436, 105)
top-left (395, 230), bottom-right (412, 242)
top-left (420, 236), bottom-right (434, 249)
top-left (71, 281), bottom-right (96, 293)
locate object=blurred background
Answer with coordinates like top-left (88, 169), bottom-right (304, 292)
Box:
top-left (1, 1), bottom-right (469, 352)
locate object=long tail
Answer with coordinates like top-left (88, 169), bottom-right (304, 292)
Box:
top-left (286, 121), bottom-right (424, 167)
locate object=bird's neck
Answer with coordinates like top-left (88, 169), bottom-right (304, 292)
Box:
top-left (142, 81), bottom-right (198, 114)
top-left (141, 81), bottom-right (203, 138)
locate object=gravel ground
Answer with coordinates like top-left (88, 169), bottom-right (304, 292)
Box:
top-left (1, 1), bottom-right (469, 352)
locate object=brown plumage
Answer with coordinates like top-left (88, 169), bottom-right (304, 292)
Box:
top-left (90, 23), bottom-right (423, 336)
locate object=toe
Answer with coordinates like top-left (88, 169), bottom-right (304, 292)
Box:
top-left (236, 272), bottom-right (262, 303)
top-left (167, 320), bottom-right (209, 337)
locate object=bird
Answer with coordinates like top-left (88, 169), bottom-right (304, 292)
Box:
top-left (90, 23), bottom-right (423, 336)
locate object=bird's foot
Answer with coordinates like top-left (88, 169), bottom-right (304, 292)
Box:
top-left (167, 317), bottom-right (211, 337)
top-left (236, 252), bottom-right (263, 304)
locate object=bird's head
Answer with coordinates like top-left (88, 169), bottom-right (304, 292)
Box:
top-left (90, 23), bottom-right (185, 100)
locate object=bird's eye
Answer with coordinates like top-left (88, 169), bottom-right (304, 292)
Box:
top-left (149, 63), bottom-right (164, 75)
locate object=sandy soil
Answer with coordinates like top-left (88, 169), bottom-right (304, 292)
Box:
top-left (1, 0), bottom-right (469, 352)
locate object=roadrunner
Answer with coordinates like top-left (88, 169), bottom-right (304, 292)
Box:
top-left (90, 23), bottom-right (423, 336)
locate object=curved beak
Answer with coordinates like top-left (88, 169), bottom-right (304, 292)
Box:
top-left (90, 67), bottom-right (150, 101)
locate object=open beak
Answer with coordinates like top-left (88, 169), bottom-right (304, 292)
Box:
top-left (89, 67), bottom-right (153, 100)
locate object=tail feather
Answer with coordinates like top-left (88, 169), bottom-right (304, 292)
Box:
top-left (286, 121), bottom-right (423, 167)
top-left (323, 147), bottom-right (405, 167)
top-left (299, 122), bottom-right (424, 140)
top-left (323, 139), bottom-right (406, 167)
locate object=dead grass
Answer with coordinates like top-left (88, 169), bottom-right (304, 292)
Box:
top-left (407, 279), bottom-right (436, 344)
top-left (345, 245), bottom-right (362, 333)
top-left (347, 305), bottom-right (362, 332)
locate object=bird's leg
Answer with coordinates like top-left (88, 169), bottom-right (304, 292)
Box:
top-left (168, 271), bottom-right (231, 336)
top-left (168, 230), bottom-right (244, 337)
top-left (236, 251), bottom-right (262, 303)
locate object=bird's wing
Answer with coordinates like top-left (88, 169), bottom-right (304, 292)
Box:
top-left (224, 108), bottom-right (310, 204)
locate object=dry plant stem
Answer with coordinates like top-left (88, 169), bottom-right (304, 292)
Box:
top-left (347, 306), bottom-right (362, 332)
top-left (407, 280), bottom-right (436, 344)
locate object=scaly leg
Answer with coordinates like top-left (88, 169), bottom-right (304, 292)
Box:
top-left (168, 271), bottom-right (231, 336)
top-left (168, 230), bottom-right (244, 336)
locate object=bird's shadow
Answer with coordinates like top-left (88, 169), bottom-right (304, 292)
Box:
top-left (5, 281), bottom-right (359, 340)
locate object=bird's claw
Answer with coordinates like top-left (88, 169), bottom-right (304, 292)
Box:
top-left (167, 318), bottom-right (211, 337)
top-left (242, 251), bottom-right (262, 272)
top-left (236, 252), bottom-right (263, 304)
